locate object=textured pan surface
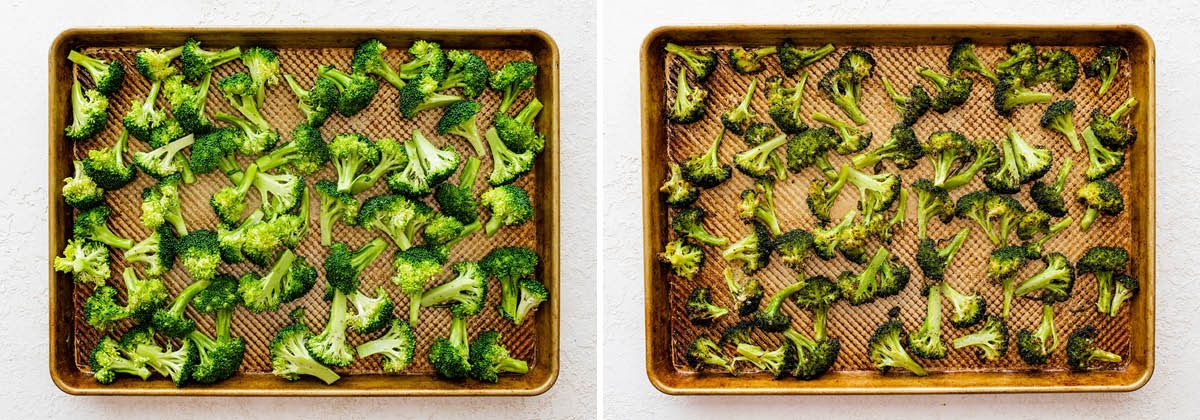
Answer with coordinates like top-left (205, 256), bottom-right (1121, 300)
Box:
top-left (68, 46), bottom-right (541, 377)
top-left (660, 44), bottom-right (1134, 376)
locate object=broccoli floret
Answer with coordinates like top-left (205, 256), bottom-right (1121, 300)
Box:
top-left (853, 123), bottom-right (922, 170)
top-left (671, 207), bottom-right (727, 246)
top-left (421, 214), bottom-right (481, 253)
top-left (89, 336), bottom-right (151, 384)
top-left (180, 38), bottom-right (240, 82)
top-left (149, 117), bottom-right (188, 149)
top-left (1090, 97), bottom-right (1138, 149)
top-left (489, 60), bottom-right (537, 113)
top-left (307, 289), bottom-right (353, 367)
top-left (909, 284), bottom-right (947, 360)
top-left (664, 43), bottom-right (718, 82)
top-left (63, 160), bottom-right (105, 210)
top-left (916, 66), bottom-right (972, 114)
top-left (912, 179), bottom-right (952, 240)
top-left (785, 126), bottom-right (839, 180)
top-left (270, 324), bottom-right (341, 384)
top-left (193, 273), bottom-right (239, 316)
top-left (1029, 158), bottom-right (1072, 217)
top-left (1076, 180), bottom-right (1124, 231)
top-left (435, 50), bottom-right (489, 99)
top-left (429, 315), bottom-right (472, 379)
top-left (396, 70), bottom-right (462, 119)
top-left (73, 205), bottom-right (133, 250)
top-left (793, 275), bottom-right (839, 342)
top-left (437, 100), bottom-right (485, 156)
top-left (812, 211), bottom-right (855, 260)
top-left (346, 286), bottom-right (394, 334)
top-left (391, 246), bottom-right (443, 326)
top-left (952, 315), bottom-right (1009, 362)
top-left (122, 80), bottom-right (166, 142)
top-left (240, 249), bottom-right (304, 312)
top-left (984, 126), bottom-right (1052, 193)
top-left (1066, 325), bottom-right (1123, 371)
top-left (480, 246), bottom-right (539, 324)
top-left (942, 281), bottom-right (986, 329)
top-left (216, 210), bottom-right (261, 263)
top-left (318, 65), bottom-right (380, 117)
top-left (1017, 210), bottom-right (1051, 241)
top-left (421, 261), bottom-right (488, 319)
top-left (238, 46), bottom-right (280, 108)
top-left (127, 331), bottom-right (198, 387)
top-left (357, 195), bottom-right (432, 250)
top-left (743, 125), bottom-right (786, 178)
top-left (839, 49), bottom-right (876, 78)
top-left (752, 279), bottom-right (808, 332)
top-left (818, 67), bottom-right (867, 125)
top-left (1023, 216), bottom-right (1073, 260)
top-left (737, 177), bottom-right (781, 235)
top-left (686, 336), bottom-right (734, 374)
top-left (216, 73), bottom-right (270, 131)
top-left (879, 75), bottom-right (932, 127)
top-left (1016, 303), bottom-right (1058, 365)
top-left (733, 341), bottom-right (796, 379)
top-left (387, 130), bottom-right (461, 196)
top-left (993, 74), bottom-right (1053, 117)
top-left (779, 41), bottom-right (835, 76)
top-left (995, 41), bottom-right (1039, 80)
top-left (309, 180), bottom-right (357, 246)
top-left (925, 132), bottom-right (1001, 190)
top-left (124, 225), bottom-right (178, 278)
top-left (134, 46), bottom-right (183, 82)
top-left (1107, 274), bottom-right (1139, 317)
top-left (680, 128), bottom-right (734, 185)
top-left (868, 187), bottom-right (907, 243)
top-left (256, 124), bottom-right (330, 175)
top-left (878, 255), bottom-right (912, 298)
top-left (812, 111), bottom-right (872, 155)
top-left (685, 287), bottom-right (729, 324)
top-left (1083, 46), bottom-right (1127, 96)
top-left (214, 112), bottom-right (279, 160)
top-left (727, 45), bottom-right (777, 74)
top-left (480, 184), bottom-right (533, 237)
top-left (68, 50), bottom-right (124, 95)
top-left (480, 125), bottom-right (533, 186)
top-left (665, 67), bottom-right (708, 125)
top-left (64, 79), bottom-right (109, 141)
top-left (1011, 252), bottom-right (1075, 308)
top-left (139, 175), bottom-right (186, 236)
top-left (279, 74), bottom-right (338, 127)
top-left (208, 163), bottom-right (259, 225)
top-left (81, 130), bottom-right (138, 191)
top-left (719, 321), bottom-right (754, 347)
top-left (322, 132), bottom-right (377, 192)
top-left (467, 330), bottom-right (529, 383)
top-left (720, 78), bottom-right (758, 135)
top-left (55, 239), bottom-right (111, 287)
top-left (835, 220), bottom-right (873, 264)
top-left (392, 40), bottom-right (446, 82)
top-left (806, 163), bottom-right (899, 223)
top-left (83, 286), bottom-right (127, 331)
top-left (1078, 246), bottom-right (1130, 316)
top-left (783, 327), bottom-right (840, 380)
top-left (164, 73), bottom-right (215, 134)
top-left (133, 133), bottom-right (195, 180)
top-left (914, 227), bottom-right (970, 282)
top-left (836, 247), bottom-right (891, 305)
top-left (771, 229), bottom-right (812, 271)
top-left (722, 268), bottom-right (763, 317)
top-left (176, 229), bottom-right (220, 283)
top-left (348, 38), bottom-right (405, 90)
top-left (1033, 49), bottom-right (1080, 92)
top-left (353, 319), bottom-right (416, 374)
top-left (947, 38), bottom-right (997, 82)
top-left (150, 275), bottom-right (213, 337)
top-left (239, 215), bottom-right (288, 267)
top-left (321, 238), bottom-right (387, 297)
top-left (656, 161), bottom-right (700, 209)
top-left (867, 319), bottom-right (927, 376)
top-left (342, 136), bottom-right (407, 195)
top-left (955, 190), bottom-right (1023, 245)
top-left (721, 222), bottom-right (772, 274)
top-left (658, 238), bottom-right (704, 281)
top-left (765, 74), bottom-right (810, 135)
top-left (1081, 126), bottom-right (1125, 182)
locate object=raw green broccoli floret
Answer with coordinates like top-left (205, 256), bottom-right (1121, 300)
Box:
top-left (132, 133), bottom-right (195, 180)
top-left (495, 98), bottom-right (546, 154)
top-left (728, 45), bottom-right (777, 75)
top-left (82, 129), bottom-right (138, 190)
top-left (396, 70), bottom-right (462, 119)
top-left (150, 274), bottom-right (213, 337)
top-left (952, 315), bottom-right (1009, 362)
top-left (55, 238), bottom-right (111, 287)
top-left (516, 280), bottom-right (549, 325)
top-left (134, 46), bottom-right (182, 82)
top-left (89, 336), bottom-right (151, 384)
top-left (329, 132), bottom-right (382, 192)
top-left (942, 281), bottom-right (986, 328)
top-left (357, 194), bottom-right (432, 250)
top-left (916, 66), bottom-right (972, 113)
top-left (318, 65), bottom-right (380, 117)
top-left (439, 50), bottom-right (490, 98)
top-left (124, 327), bottom-right (198, 387)
top-left (914, 227), bottom-right (970, 282)
top-left (1066, 325), bottom-right (1123, 371)
top-left (257, 123), bottom-right (331, 175)
top-left (429, 315), bottom-right (472, 379)
top-left (947, 38), bottom-right (997, 82)
top-left (422, 261), bottom-right (488, 319)
top-left (124, 225), bottom-right (178, 278)
top-left (779, 41), bottom-right (835, 76)
top-left (489, 60), bottom-right (537, 113)
top-left (216, 72), bottom-right (270, 130)
top-left (63, 160), bottom-right (105, 210)
top-left (437, 100), bottom-right (486, 155)
top-left (355, 319), bottom-right (416, 374)
top-left (216, 210), bottom-right (261, 263)
top-left (323, 237), bottom-right (388, 296)
top-left (180, 38), bottom-right (240, 82)
top-left (391, 246), bottom-right (444, 326)
top-left (867, 318), bottom-right (927, 376)
top-left (1076, 180), bottom-right (1124, 231)
top-left (68, 50), bottom-right (124, 95)
top-left (387, 130), bottom-right (461, 196)
top-left (122, 80), bottom-right (166, 142)
top-left (313, 180), bottom-right (359, 246)
top-left (165, 73), bottom-right (215, 134)
top-left (664, 43), bottom-right (717, 82)
top-left (177, 229), bottom-right (220, 282)
top-left (1016, 303), bottom-right (1058, 365)
top-left (347, 285), bottom-right (394, 334)
top-left (1083, 46), bottom-right (1127, 96)
top-left (270, 323), bottom-right (341, 384)
top-left (468, 330), bottom-right (528, 383)
top-left (480, 246), bottom-right (540, 323)
top-left (209, 163), bottom-right (259, 225)
top-left (909, 284), bottom-right (947, 360)
top-left (239, 249), bottom-right (313, 312)
top-left (283, 74), bottom-right (339, 127)
top-left (350, 38), bottom-right (405, 90)
top-left (139, 175), bottom-right (187, 236)
top-left (483, 126), bottom-right (534, 186)
top-left (73, 205), bottom-right (133, 250)
top-left (239, 46), bottom-right (280, 108)
top-left (396, 40), bottom-right (447, 81)
top-left (307, 288), bottom-right (353, 367)
top-left (721, 222), bottom-right (772, 274)
top-left (83, 286), bottom-right (127, 331)
top-left (64, 79), bottom-right (109, 141)
top-left (434, 156), bottom-right (482, 225)
top-left (666, 68), bottom-right (707, 124)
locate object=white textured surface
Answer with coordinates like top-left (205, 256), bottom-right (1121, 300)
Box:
top-left (600, 1), bottom-right (1198, 418)
top-left (1, 0), bottom-right (595, 418)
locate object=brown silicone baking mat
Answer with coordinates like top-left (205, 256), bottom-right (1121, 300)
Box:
top-left (642, 25), bottom-right (1154, 394)
top-left (49, 28), bottom-right (559, 396)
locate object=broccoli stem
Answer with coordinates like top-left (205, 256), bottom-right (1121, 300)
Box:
top-left (1095, 271), bottom-right (1114, 314)
top-left (408, 291), bottom-right (421, 326)
top-left (856, 247), bottom-right (890, 297)
top-left (1037, 303), bottom-right (1057, 350)
top-left (1053, 158), bottom-right (1073, 193)
top-left (167, 277), bottom-right (213, 318)
top-left (292, 346), bottom-right (341, 384)
top-left (91, 221), bottom-right (134, 250)
top-left (448, 117), bottom-right (485, 156)
top-left (1001, 277), bottom-right (1014, 319)
top-left (764, 280), bottom-right (808, 316)
top-left (68, 50), bottom-right (105, 75)
top-left (514, 98), bottom-right (543, 125)
top-left (351, 238), bottom-right (388, 271)
top-left (664, 43), bottom-right (701, 62)
top-left (499, 276), bottom-right (519, 317)
top-left (812, 306), bottom-right (830, 342)
top-left (1110, 98), bottom-right (1138, 120)
top-left (951, 330), bottom-right (994, 349)
top-left (1090, 348), bottom-right (1123, 363)
top-left (485, 212), bottom-right (506, 237)
top-left (880, 74), bottom-right (905, 104)
top-left (499, 88), bottom-right (520, 114)
top-left (1048, 114), bottom-right (1081, 152)
top-left (1013, 265), bottom-right (1062, 297)
top-left (496, 356), bottom-right (529, 374)
top-left (262, 249), bottom-right (297, 298)
top-left (458, 157), bottom-right (480, 188)
top-left (916, 66), bottom-right (949, 90)
top-left (939, 228), bottom-right (970, 262)
top-left (1080, 208), bottom-right (1100, 232)
top-left (415, 93), bottom-right (463, 113)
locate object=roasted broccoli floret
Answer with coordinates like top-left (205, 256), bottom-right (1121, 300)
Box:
top-left (733, 341), bottom-right (796, 379)
top-left (355, 319), bottom-right (416, 374)
top-left (947, 38), bottom-right (997, 82)
top-left (737, 177), bottom-right (781, 235)
top-left (685, 336), bottom-right (734, 374)
top-left (909, 284), bottom-right (947, 360)
top-left (782, 327), bottom-right (840, 380)
top-left (924, 132), bottom-right (1001, 190)
top-left (732, 131), bottom-right (788, 179)
top-left (1023, 216), bottom-right (1073, 260)
top-left (437, 100), bottom-right (486, 156)
top-left (955, 190), bottom-right (1024, 245)
top-left (659, 239), bottom-right (704, 281)
top-left (773, 228), bottom-right (813, 271)
top-left (63, 160), bottom-right (105, 210)
top-left (685, 287), bottom-right (729, 324)
top-left (489, 60), bottom-right (537, 113)
top-left (812, 111), bottom-right (871, 155)
top-left (952, 315), bottom-right (1009, 362)
top-left (1108, 273), bottom-right (1139, 317)
top-left (1017, 210), bottom-right (1051, 242)
top-left (124, 225), bottom-right (178, 278)
top-left (391, 246), bottom-right (444, 326)
top-left (270, 323), bottom-right (341, 384)
top-left (1090, 97), bottom-right (1138, 149)
top-left (879, 75), bottom-right (932, 127)
top-left (55, 239), bottom-right (111, 287)
top-left (134, 46), bottom-right (182, 82)
top-left (752, 279), bottom-right (807, 332)
top-left (1040, 100), bottom-right (1081, 152)
top-left (73, 205), bottom-right (133, 250)
top-left (785, 126), bottom-right (839, 180)
top-left (835, 220), bottom-right (873, 264)
top-left (794, 275), bottom-right (839, 342)
top-left (811, 211), bottom-right (854, 260)
top-left (853, 123), bottom-right (922, 170)
top-left (1029, 158), bottom-right (1072, 217)
top-left (671, 207), bottom-right (727, 246)
top-left (722, 268), bottom-right (764, 317)
top-left (122, 80), bottom-right (166, 142)
top-left (318, 65), bottom-right (380, 117)
top-left (659, 161), bottom-right (700, 209)
top-left (1016, 303), bottom-right (1058, 365)
top-left (942, 281), bottom-right (986, 329)
top-left (132, 133), bottom-right (195, 180)
top-left (914, 227), bottom-right (970, 282)
top-left (1033, 49), bottom-right (1080, 92)
top-left (867, 187), bottom-right (908, 243)
top-left (867, 318), bottom-right (927, 376)
top-left (1083, 46), bottom-right (1127, 96)
top-left (916, 66), bottom-right (972, 114)
top-left (806, 163), bottom-right (900, 223)
top-left (68, 50), bottom-right (124, 95)
top-left (1081, 125), bottom-right (1125, 181)
top-left (721, 222), bottom-right (772, 274)
top-left (1078, 246), bottom-right (1130, 316)
top-left (89, 336), bottom-right (151, 384)
top-left (1076, 180), bottom-right (1124, 231)
top-left (836, 247), bottom-right (892, 305)
top-left (719, 321), bottom-right (754, 347)
top-left (779, 41), bottom-right (835, 76)
top-left (1066, 325), bottom-right (1122, 371)
top-left (428, 315), bottom-right (472, 379)
top-left (664, 43), bottom-right (718, 82)
top-left (283, 74), bottom-right (339, 128)
top-left (912, 179), bottom-right (953, 240)
top-left (387, 130), bottom-right (461, 196)
top-left (818, 67), bottom-right (867, 125)
top-left (764, 74), bottom-right (809, 135)
top-left (1013, 252), bottom-right (1076, 305)
top-left (720, 78), bottom-right (758, 135)
top-left (983, 126), bottom-right (1052, 193)
top-left (993, 74), bottom-right (1053, 117)
top-left (180, 38), bottom-right (240, 82)
top-left (666, 68), bottom-right (708, 124)
top-left (728, 45), bottom-right (777, 74)
top-left (139, 175), bottom-right (187, 236)
top-left (995, 41), bottom-right (1039, 80)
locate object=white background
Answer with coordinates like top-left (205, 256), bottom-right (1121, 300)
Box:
top-left (0, 0), bottom-right (596, 418)
top-left (600, 0), bottom-right (1199, 418)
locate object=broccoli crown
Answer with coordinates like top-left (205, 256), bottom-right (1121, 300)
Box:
top-left (181, 38), bottom-right (241, 82)
top-left (356, 194), bottom-right (431, 250)
top-left (55, 238), bottom-right (112, 288)
top-left (1077, 246), bottom-right (1129, 274)
top-left (129, 330), bottom-right (199, 386)
top-left (481, 246), bottom-right (539, 281)
top-left (1090, 98), bottom-right (1139, 149)
top-left (853, 123), bottom-right (923, 170)
top-left (915, 227), bottom-right (971, 282)
top-left (355, 319), bottom-right (416, 374)
top-left (64, 79), bottom-right (110, 141)
top-left (434, 158), bottom-right (482, 225)
top-left (836, 221), bottom-right (873, 264)
top-left (253, 123), bottom-right (331, 174)
top-left (666, 68), bottom-right (708, 124)
top-left (734, 342), bottom-right (797, 379)
top-left (785, 328), bottom-right (841, 380)
top-left (1016, 304), bottom-right (1058, 365)
top-left (664, 43), bottom-right (718, 82)
top-left (124, 226), bottom-right (177, 279)
top-left (122, 79), bottom-right (167, 142)
top-left (839, 49), bottom-right (875, 78)
top-left (942, 281), bottom-right (987, 329)
top-left (719, 78), bottom-right (758, 135)
top-left (993, 74), bottom-right (1053, 116)
top-left (719, 321), bottom-right (755, 347)
top-left (240, 46), bottom-right (280, 104)
top-left (1108, 273), bottom-right (1139, 316)
top-left (1066, 325), bottom-right (1123, 370)
top-left (239, 249), bottom-right (301, 313)
top-left (68, 50), bottom-right (125, 95)
top-left (727, 45), bottom-right (777, 74)
top-left (496, 98), bottom-right (546, 154)
top-left (251, 170), bottom-right (305, 216)
top-left (720, 222), bottom-right (773, 274)
top-left (1030, 158), bottom-right (1072, 217)
top-left (952, 315), bottom-right (1010, 362)
top-left (350, 38), bottom-right (405, 89)
top-left (396, 40), bottom-right (447, 81)
top-left (391, 246), bottom-right (444, 296)
top-left (880, 75), bottom-right (932, 126)
top-left (318, 65), bottom-right (380, 117)
top-left (922, 130), bottom-right (986, 189)
top-left (987, 245), bottom-right (1028, 279)
top-left (685, 287), bottom-right (730, 324)
top-left (671, 207), bottom-right (727, 247)
top-left (794, 275), bottom-right (839, 340)
top-left (1013, 252), bottom-right (1076, 303)
top-left (83, 129), bottom-right (137, 190)
top-left (307, 289), bottom-right (353, 367)
top-left (1083, 46), bottom-right (1127, 96)
top-left (139, 175), bottom-right (186, 235)
top-left (818, 67), bottom-right (867, 125)
top-left (395, 70), bottom-right (461, 119)
top-left (685, 336), bottom-right (732, 373)
top-left (867, 320), bottom-right (927, 376)
top-left (837, 247), bottom-right (893, 305)
top-left (436, 100), bottom-right (482, 136)
top-left (84, 286), bottom-right (128, 331)
top-left (439, 50), bottom-right (490, 98)
top-left (912, 178), bottom-right (953, 239)
top-left (483, 126), bottom-right (535, 186)
top-left (984, 127), bottom-right (1051, 193)
top-left (429, 316), bottom-right (472, 379)
top-left (773, 228), bottom-right (814, 270)
top-left (134, 46), bottom-right (182, 82)
top-left (388, 130), bottom-right (461, 197)
top-left (186, 324), bottom-right (246, 384)
top-left (489, 60), bottom-right (537, 112)
top-left (1081, 124), bottom-right (1126, 181)
top-left (779, 41), bottom-right (834, 76)
top-left (737, 177), bottom-right (781, 235)
top-left (786, 126), bottom-right (838, 178)
top-left (151, 273), bottom-right (213, 338)
top-left (323, 238), bottom-right (388, 294)
top-left (164, 73), bottom-right (216, 134)
top-left (89, 336), bottom-right (151, 384)
top-left (1017, 210), bottom-right (1051, 241)
top-left (73, 205), bottom-right (134, 250)
top-left (811, 111), bottom-right (872, 155)
top-left (63, 160), bottom-right (105, 210)
top-left (193, 274), bottom-right (239, 315)
top-left (955, 190), bottom-right (1024, 246)
top-left (1040, 100), bottom-right (1079, 156)
top-left (1033, 49), bottom-right (1080, 92)
top-left (658, 238), bottom-right (704, 281)
top-left (916, 66), bottom-right (972, 113)
top-left (947, 38), bottom-right (997, 82)
top-left (149, 117), bottom-right (188, 149)
top-left (765, 74), bottom-right (810, 135)
top-left (270, 323), bottom-right (341, 384)
top-left (209, 163), bottom-right (259, 226)
top-left (328, 132), bottom-right (381, 192)
top-left (750, 280), bottom-right (808, 332)
top-left (421, 261), bottom-right (488, 318)
top-left (660, 161), bottom-right (700, 209)
top-left (1076, 180), bottom-right (1124, 231)
top-left (347, 286), bottom-right (395, 334)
